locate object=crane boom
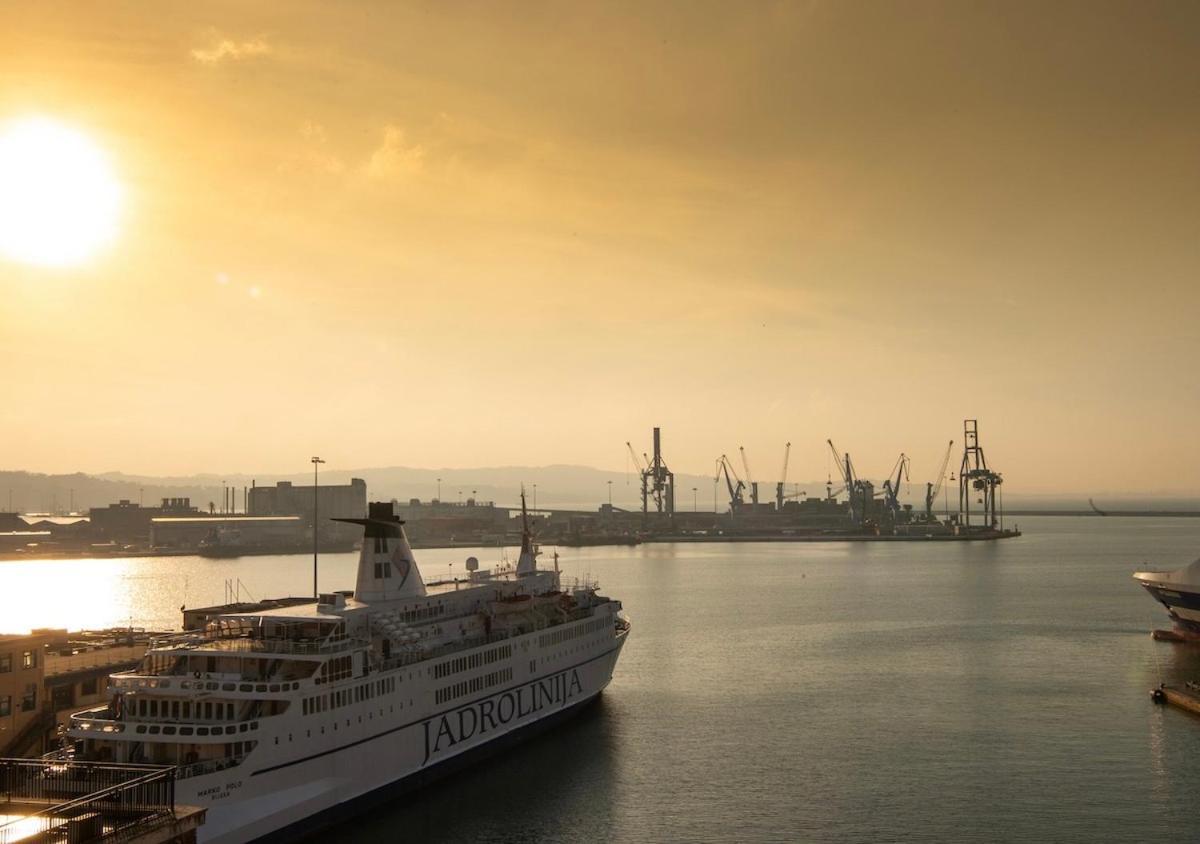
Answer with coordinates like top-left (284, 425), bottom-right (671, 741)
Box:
top-left (881, 452), bottom-right (910, 517)
top-left (925, 439), bottom-right (955, 519)
top-left (776, 442), bottom-right (792, 509)
top-left (717, 454), bottom-right (745, 510)
top-left (826, 439), bottom-right (854, 487)
top-left (739, 446), bottom-right (759, 505)
top-left (625, 442), bottom-right (646, 473)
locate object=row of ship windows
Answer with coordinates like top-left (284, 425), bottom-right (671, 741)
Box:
top-left (134, 720), bottom-right (258, 737)
top-left (133, 699), bottom-right (235, 721)
top-left (275, 700), bottom-right (412, 745)
top-left (538, 616), bottom-right (609, 649)
top-left (432, 643), bottom-right (512, 680)
top-left (397, 604), bottom-right (445, 623)
top-left (302, 676), bottom-right (397, 716)
top-left (435, 667), bottom-right (513, 705)
top-left (118, 678), bottom-right (302, 693)
top-left (317, 655), bottom-right (353, 684)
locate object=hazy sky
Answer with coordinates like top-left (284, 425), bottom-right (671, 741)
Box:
top-left (1, 1), bottom-right (1197, 494)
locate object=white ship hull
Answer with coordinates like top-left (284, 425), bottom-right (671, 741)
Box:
top-left (187, 627), bottom-right (625, 843)
top-left (68, 500), bottom-right (628, 844)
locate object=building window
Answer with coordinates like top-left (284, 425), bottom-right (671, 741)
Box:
top-left (21, 651), bottom-right (35, 670)
top-left (81, 677), bottom-right (98, 696)
top-left (0, 695), bottom-right (10, 717)
top-left (21, 684), bottom-right (36, 712)
top-left (0, 654), bottom-right (10, 673)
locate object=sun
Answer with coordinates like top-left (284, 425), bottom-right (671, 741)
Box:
top-left (0, 116), bottom-right (124, 268)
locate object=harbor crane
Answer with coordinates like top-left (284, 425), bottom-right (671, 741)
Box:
top-left (880, 453), bottom-right (910, 520)
top-left (627, 427), bottom-right (675, 521)
top-left (827, 439), bottom-right (866, 525)
top-left (776, 442), bottom-right (791, 510)
top-left (924, 440), bottom-right (954, 521)
top-left (959, 420), bottom-right (1003, 530)
top-left (738, 446), bottom-right (759, 506)
top-left (717, 454), bottom-right (746, 512)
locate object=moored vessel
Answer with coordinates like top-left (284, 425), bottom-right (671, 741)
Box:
top-left (1134, 558), bottom-right (1200, 637)
top-left (65, 496), bottom-right (629, 842)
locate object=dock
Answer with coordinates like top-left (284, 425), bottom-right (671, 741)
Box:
top-left (1151, 683), bottom-right (1200, 716)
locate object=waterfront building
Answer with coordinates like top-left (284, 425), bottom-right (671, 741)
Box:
top-left (0, 631), bottom-right (51, 756)
top-left (90, 498), bottom-right (199, 544)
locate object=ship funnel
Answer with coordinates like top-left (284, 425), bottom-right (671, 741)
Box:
top-left (516, 487), bottom-right (538, 576)
top-left (336, 501), bottom-right (426, 603)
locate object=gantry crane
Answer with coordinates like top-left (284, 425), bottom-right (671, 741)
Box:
top-left (959, 420), bottom-right (1002, 530)
top-left (627, 428), bottom-right (674, 522)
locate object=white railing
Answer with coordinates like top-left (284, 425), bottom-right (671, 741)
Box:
top-left (150, 632), bottom-right (362, 657)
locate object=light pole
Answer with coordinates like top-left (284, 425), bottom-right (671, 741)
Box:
top-left (693, 487), bottom-right (698, 511)
top-left (311, 456), bottom-right (325, 598)
top-left (533, 484), bottom-right (537, 514)
top-left (607, 480), bottom-right (612, 506)
top-left (437, 478), bottom-right (441, 502)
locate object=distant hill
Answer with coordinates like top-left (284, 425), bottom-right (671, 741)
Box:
top-left (2, 467), bottom-right (1197, 516)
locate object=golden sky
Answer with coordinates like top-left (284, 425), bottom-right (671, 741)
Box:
top-left (1, 1), bottom-right (1197, 494)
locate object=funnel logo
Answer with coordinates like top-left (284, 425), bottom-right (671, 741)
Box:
top-left (391, 545), bottom-right (411, 587)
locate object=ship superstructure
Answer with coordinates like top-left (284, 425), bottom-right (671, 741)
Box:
top-left (67, 499), bottom-right (629, 843)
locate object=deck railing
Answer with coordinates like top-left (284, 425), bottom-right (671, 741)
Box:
top-left (0, 758), bottom-right (175, 844)
top-left (149, 631), bottom-right (361, 656)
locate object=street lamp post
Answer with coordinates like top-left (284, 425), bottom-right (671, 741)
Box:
top-left (693, 487), bottom-right (698, 511)
top-left (311, 457), bottom-right (325, 598)
top-left (437, 478), bottom-right (442, 502)
top-left (607, 480), bottom-right (612, 506)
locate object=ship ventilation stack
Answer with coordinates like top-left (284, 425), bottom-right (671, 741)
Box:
top-left (336, 502), bottom-right (427, 603)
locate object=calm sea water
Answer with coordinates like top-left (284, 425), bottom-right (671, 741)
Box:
top-left (4, 515), bottom-right (1200, 842)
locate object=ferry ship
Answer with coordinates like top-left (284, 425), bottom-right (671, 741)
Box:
top-left (1134, 557), bottom-right (1200, 636)
top-left (66, 498), bottom-right (629, 842)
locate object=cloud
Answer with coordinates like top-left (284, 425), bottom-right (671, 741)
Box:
top-left (364, 126), bottom-right (425, 181)
top-left (191, 37), bottom-right (272, 64)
